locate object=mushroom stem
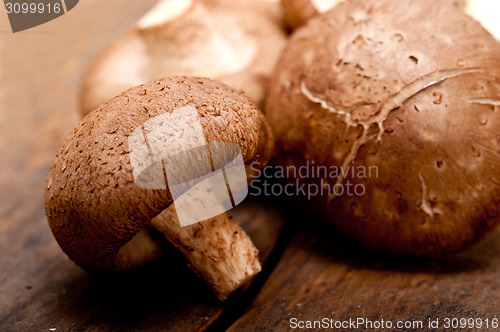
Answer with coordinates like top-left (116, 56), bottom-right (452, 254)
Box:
top-left (150, 207), bottom-right (261, 300)
top-left (282, 0), bottom-right (343, 30)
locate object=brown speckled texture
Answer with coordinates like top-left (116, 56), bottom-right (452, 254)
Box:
top-left (266, 0), bottom-right (500, 255)
top-left (45, 77), bottom-right (274, 299)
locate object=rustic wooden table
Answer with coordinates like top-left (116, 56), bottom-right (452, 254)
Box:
top-left (1, 1), bottom-right (500, 331)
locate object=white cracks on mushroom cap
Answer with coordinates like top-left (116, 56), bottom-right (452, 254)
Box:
top-left (300, 81), bottom-right (361, 130)
top-left (469, 99), bottom-right (500, 107)
top-left (301, 68), bottom-right (479, 204)
top-left (302, 68), bottom-right (479, 141)
top-left (372, 68), bottom-right (480, 141)
top-left (418, 173), bottom-right (443, 218)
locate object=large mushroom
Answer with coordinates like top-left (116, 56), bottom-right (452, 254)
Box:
top-left (46, 77), bottom-right (274, 300)
top-left (266, 0), bottom-right (500, 255)
top-left (79, 0), bottom-right (287, 116)
top-left (281, 0), bottom-right (498, 40)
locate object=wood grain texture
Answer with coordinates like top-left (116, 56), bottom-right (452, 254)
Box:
top-left (1, 197), bottom-right (285, 332)
top-left (228, 217), bottom-right (500, 331)
top-left (0, 1), bottom-right (285, 331)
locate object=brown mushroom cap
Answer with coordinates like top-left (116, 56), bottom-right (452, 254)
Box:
top-left (281, 0), bottom-right (343, 31)
top-left (46, 77), bottom-right (273, 277)
top-left (79, 0), bottom-right (287, 117)
top-left (266, 0), bottom-right (500, 255)
top-left (281, 0), bottom-right (467, 31)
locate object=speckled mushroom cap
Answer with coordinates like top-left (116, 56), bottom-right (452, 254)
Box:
top-left (46, 77), bottom-right (274, 272)
top-left (281, 0), bottom-right (467, 31)
top-left (266, 0), bottom-right (500, 255)
top-left (79, 0), bottom-right (287, 116)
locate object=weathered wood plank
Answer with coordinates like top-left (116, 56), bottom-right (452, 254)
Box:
top-left (1, 197), bottom-right (284, 332)
top-left (228, 217), bottom-right (500, 331)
